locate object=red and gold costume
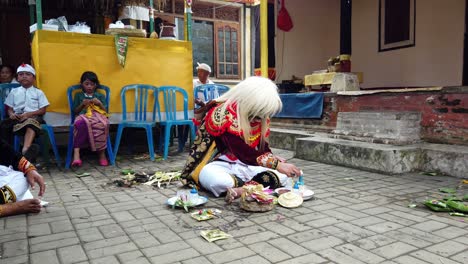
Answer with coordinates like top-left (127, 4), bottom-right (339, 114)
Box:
top-left (183, 102), bottom-right (287, 197)
top-left (204, 103), bottom-right (279, 169)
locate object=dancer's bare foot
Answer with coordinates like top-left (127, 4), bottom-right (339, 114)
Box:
top-left (0, 199), bottom-right (41, 217)
top-left (225, 187), bottom-right (242, 204)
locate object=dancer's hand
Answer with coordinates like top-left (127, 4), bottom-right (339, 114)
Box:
top-left (275, 155), bottom-right (286, 162)
top-left (277, 162), bottom-right (301, 178)
top-left (26, 170), bottom-right (46, 197)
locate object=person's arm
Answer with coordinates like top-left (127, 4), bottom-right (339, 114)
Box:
top-left (6, 106), bottom-right (19, 120)
top-left (92, 93), bottom-right (106, 110)
top-left (0, 139), bottom-right (45, 196)
top-left (19, 107), bottom-right (46, 121)
top-left (220, 133), bottom-right (278, 168)
top-left (73, 93), bottom-right (88, 115)
top-left (4, 91), bottom-right (18, 120)
top-left (220, 133), bottom-right (301, 177)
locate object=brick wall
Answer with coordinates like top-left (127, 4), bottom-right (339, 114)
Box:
top-left (272, 87), bottom-right (468, 145)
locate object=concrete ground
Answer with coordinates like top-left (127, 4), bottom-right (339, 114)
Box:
top-left (0, 148), bottom-right (467, 264)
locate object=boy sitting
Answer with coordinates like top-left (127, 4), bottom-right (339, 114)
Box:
top-left (1, 64), bottom-right (49, 161)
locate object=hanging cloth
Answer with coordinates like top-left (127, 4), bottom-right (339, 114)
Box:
top-left (277, 0), bottom-right (293, 32)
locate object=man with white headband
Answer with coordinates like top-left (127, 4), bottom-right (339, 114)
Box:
top-left (0, 64), bottom-right (49, 162)
top-left (193, 62), bottom-right (215, 103)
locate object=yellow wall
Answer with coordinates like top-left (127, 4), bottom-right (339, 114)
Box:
top-left (352, 0), bottom-right (465, 88)
top-left (32, 30), bottom-right (193, 115)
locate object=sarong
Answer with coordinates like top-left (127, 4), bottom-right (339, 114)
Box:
top-left (0, 116), bottom-right (44, 145)
top-left (73, 111), bottom-right (109, 151)
top-left (13, 116), bottom-right (43, 136)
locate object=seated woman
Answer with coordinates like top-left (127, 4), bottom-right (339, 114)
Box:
top-left (0, 138), bottom-right (46, 217)
top-left (182, 76), bottom-right (302, 202)
top-left (71, 71), bottom-right (110, 167)
top-left (1, 64), bottom-right (49, 160)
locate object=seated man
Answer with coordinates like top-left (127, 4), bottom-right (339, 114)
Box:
top-left (193, 62), bottom-right (215, 105)
top-left (0, 64), bottom-right (49, 161)
top-left (0, 138), bottom-right (46, 217)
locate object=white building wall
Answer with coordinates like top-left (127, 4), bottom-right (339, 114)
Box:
top-left (275, 0), bottom-right (340, 82)
top-left (352, 0), bottom-right (465, 88)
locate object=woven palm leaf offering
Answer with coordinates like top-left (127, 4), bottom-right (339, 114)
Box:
top-left (240, 184), bottom-right (275, 212)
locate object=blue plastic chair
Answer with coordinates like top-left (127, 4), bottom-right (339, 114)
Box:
top-left (65, 85), bottom-right (115, 169)
top-left (193, 84), bottom-right (230, 106)
top-left (113, 84), bottom-right (159, 163)
top-left (0, 83), bottom-right (21, 120)
top-left (155, 86), bottom-right (196, 160)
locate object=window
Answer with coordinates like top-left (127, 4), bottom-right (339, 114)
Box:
top-left (379, 0), bottom-right (415, 52)
top-left (215, 23), bottom-right (240, 78)
top-left (171, 0), bottom-right (241, 79)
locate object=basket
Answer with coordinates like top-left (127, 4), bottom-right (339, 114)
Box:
top-left (239, 193), bottom-right (275, 212)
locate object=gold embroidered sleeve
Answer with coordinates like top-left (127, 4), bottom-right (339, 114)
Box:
top-left (256, 153), bottom-right (279, 169)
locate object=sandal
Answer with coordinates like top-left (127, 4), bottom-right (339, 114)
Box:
top-left (99, 159), bottom-right (109, 166)
top-left (71, 160), bottom-right (82, 167)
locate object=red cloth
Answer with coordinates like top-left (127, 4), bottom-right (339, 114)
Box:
top-left (277, 0), bottom-right (293, 32)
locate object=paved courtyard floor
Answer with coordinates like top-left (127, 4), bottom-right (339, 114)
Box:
top-left (0, 148), bottom-right (467, 264)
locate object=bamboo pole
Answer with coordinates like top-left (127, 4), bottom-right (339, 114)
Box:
top-left (149, 0), bottom-right (154, 33)
top-left (36, 0), bottom-right (42, 30)
top-left (184, 0), bottom-right (192, 41)
top-left (260, 0), bottom-right (267, 77)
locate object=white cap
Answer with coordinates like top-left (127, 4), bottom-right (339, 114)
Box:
top-left (196, 62), bottom-right (211, 73)
top-left (17, 63), bottom-right (36, 76)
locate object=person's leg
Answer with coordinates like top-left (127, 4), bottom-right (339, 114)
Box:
top-left (22, 128), bottom-right (35, 153)
top-left (97, 150), bottom-right (108, 166)
top-left (73, 148), bottom-right (81, 162)
top-left (199, 161), bottom-right (236, 197)
top-left (73, 118), bottom-right (89, 164)
top-left (0, 199), bottom-right (41, 217)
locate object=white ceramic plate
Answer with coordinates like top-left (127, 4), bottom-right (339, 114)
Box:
top-left (274, 187), bottom-right (291, 195)
top-left (167, 196), bottom-right (208, 207)
top-left (302, 189), bottom-right (315, 201)
top-left (274, 188), bottom-right (314, 201)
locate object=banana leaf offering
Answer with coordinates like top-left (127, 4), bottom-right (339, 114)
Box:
top-left (423, 200), bottom-right (452, 212)
top-left (200, 229), bottom-right (232, 242)
top-left (446, 200), bottom-right (468, 213)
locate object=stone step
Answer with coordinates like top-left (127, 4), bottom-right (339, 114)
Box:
top-left (335, 111), bottom-right (422, 143)
top-left (269, 128), bottom-right (468, 178)
top-left (269, 128), bottom-right (313, 151)
top-left (295, 136), bottom-right (422, 174)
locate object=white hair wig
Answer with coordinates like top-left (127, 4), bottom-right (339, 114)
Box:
top-left (216, 76), bottom-right (282, 150)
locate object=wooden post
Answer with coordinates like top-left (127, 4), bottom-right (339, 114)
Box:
top-left (260, 0), bottom-right (268, 77)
